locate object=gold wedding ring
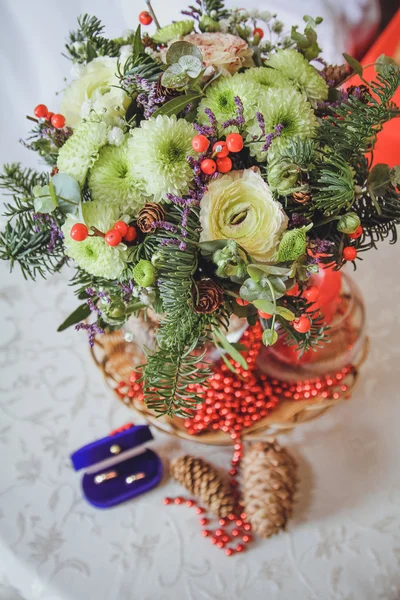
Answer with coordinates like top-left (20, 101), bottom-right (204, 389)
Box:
top-left (94, 470), bottom-right (118, 484)
top-left (125, 472), bottom-right (146, 484)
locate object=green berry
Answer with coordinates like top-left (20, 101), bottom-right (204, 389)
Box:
top-left (133, 259), bottom-right (156, 287)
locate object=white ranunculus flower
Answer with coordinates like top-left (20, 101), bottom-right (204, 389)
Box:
top-left (60, 57), bottom-right (131, 128)
top-left (200, 168), bottom-right (288, 262)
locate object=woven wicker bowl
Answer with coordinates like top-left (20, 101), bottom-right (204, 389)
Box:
top-left (91, 329), bottom-right (369, 445)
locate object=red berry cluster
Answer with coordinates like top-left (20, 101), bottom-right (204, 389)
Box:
top-left (192, 133), bottom-right (244, 175)
top-left (34, 104), bottom-right (65, 129)
top-left (70, 221), bottom-right (137, 247)
top-left (162, 496), bottom-right (253, 556)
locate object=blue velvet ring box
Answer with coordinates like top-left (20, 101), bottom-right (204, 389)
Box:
top-left (70, 424), bottom-right (162, 508)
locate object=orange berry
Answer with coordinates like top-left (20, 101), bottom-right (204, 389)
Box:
top-left (303, 285), bottom-right (320, 303)
top-left (226, 133), bottom-right (244, 153)
top-left (348, 225), bottom-right (363, 239)
top-left (70, 223), bottom-right (88, 242)
top-left (236, 298), bottom-right (249, 306)
top-left (139, 11), bottom-right (152, 25)
top-left (253, 28), bottom-right (264, 39)
top-left (200, 158), bottom-right (217, 175)
top-left (293, 316), bottom-right (311, 333)
top-left (286, 282), bottom-right (299, 296)
top-left (217, 156), bottom-right (232, 173)
top-left (51, 114), bottom-right (66, 129)
top-left (34, 104), bottom-right (48, 118)
top-left (105, 230), bottom-right (122, 247)
top-left (113, 221), bottom-right (128, 236)
top-left (192, 135), bottom-right (210, 153)
top-left (258, 310), bottom-right (272, 319)
top-left (124, 226), bottom-right (137, 243)
top-left (212, 141), bottom-right (229, 158)
top-left (343, 246), bottom-right (357, 261)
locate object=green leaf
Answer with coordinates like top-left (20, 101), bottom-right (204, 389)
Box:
top-left (220, 353), bottom-right (238, 374)
top-left (178, 55), bottom-right (203, 78)
top-left (53, 173), bottom-right (81, 215)
top-left (166, 41), bottom-right (202, 65)
top-left (253, 298), bottom-right (275, 314)
top-left (161, 64), bottom-right (189, 89)
top-left (57, 303), bottom-right (91, 332)
top-left (133, 24), bottom-right (143, 55)
top-left (367, 163), bottom-right (391, 213)
top-left (343, 53), bottom-right (363, 77)
top-left (247, 263), bottom-right (291, 281)
top-left (214, 330), bottom-right (249, 370)
top-left (33, 187), bottom-right (57, 214)
top-left (262, 329), bottom-right (278, 346)
top-left (152, 91), bottom-right (203, 117)
top-left (276, 306), bottom-right (295, 321)
top-left (269, 276), bottom-right (287, 295)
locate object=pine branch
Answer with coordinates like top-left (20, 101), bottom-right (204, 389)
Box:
top-left (0, 163), bottom-right (48, 198)
top-left (64, 14), bottom-right (120, 64)
top-left (312, 154), bottom-right (355, 215)
top-left (277, 297), bottom-right (329, 357)
top-left (318, 67), bottom-right (400, 160)
top-left (140, 202), bottom-right (225, 416)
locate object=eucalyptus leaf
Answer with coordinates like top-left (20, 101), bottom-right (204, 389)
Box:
top-left (269, 276), bottom-right (287, 295)
top-left (52, 173), bottom-right (81, 215)
top-left (343, 53), bottom-right (363, 77)
top-left (57, 303), bottom-right (91, 332)
top-left (178, 55), bottom-right (203, 78)
top-left (166, 41), bottom-right (202, 65)
top-left (247, 263), bottom-right (291, 281)
top-left (214, 330), bottom-right (249, 370)
top-left (367, 163), bottom-right (391, 196)
top-left (33, 191), bottom-right (57, 214)
top-left (240, 278), bottom-right (272, 302)
top-left (199, 239), bottom-right (231, 256)
top-left (276, 306), bottom-right (295, 321)
top-left (262, 329), bottom-right (278, 346)
top-left (253, 298), bottom-right (275, 314)
top-left (152, 91), bottom-right (203, 118)
top-left (161, 64), bottom-right (189, 89)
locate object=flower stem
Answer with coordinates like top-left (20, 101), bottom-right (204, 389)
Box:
top-left (146, 0), bottom-right (161, 29)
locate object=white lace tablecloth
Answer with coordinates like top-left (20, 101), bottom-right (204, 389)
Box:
top-left (2, 1), bottom-right (400, 599)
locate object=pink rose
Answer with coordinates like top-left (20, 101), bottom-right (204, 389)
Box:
top-left (182, 33), bottom-right (254, 76)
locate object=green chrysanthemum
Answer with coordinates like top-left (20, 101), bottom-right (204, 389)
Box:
top-left (152, 20), bottom-right (194, 44)
top-left (266, 49), bottom-right (328, 104)
top-left (88, 140), bottom-right (148, 215)
top-left (128, 115), bottom-right (195, 201)
top-left (197, 73), bottom-right (262, 133)
top-left (247, 88), bottom-right (318, 162)
top-left (242, 66), bottom-right (293, 91)
top-left (62, 202), bottom-right (128, 280)
top-left (133, 259), bottom-right (156, 287)
top-left (57, 121), bottom-right (108, 188)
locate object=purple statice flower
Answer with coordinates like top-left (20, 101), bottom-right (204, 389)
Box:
top-left (75, 322), bottom-right (105, 347)
top-left (32, 213), bottom-right (63, 250)
top-left (181, 207), bottom-right (190, 229)
top-left (166, 193), bottom-right (198, 208)
top-left (160, 238), bottom-right (181, 247)
top-left (256, 112), bottom-right (266, 137)
top-left (151, 221), bottom-right (178, 233)
top-left (222, 96), bottom-right (245, 129)
top-left (262, 123), bottom-right (284, 152)
top-left (312, 238), bottom-right (335, 254)
top-left (119, 280), bottom-right (135, 303)
top-left (290, 213), bottom-right (308, 228)
top-left (182, 103), bottom-right (193, 117)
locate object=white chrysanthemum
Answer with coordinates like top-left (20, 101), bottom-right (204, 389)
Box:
top-left (60, 57), bottom-right (131, 128)
top-left (88, 141), bottom-right (148, 214)
top-left (57, 120), bottom-right (108, 187)
top-left (107, 126), bottom-right (125, 146)
top-left (197, 73), bottom-right (262, 133)
top-left (119, 44), bottom-right (133, 65)
top-left (200, 168), bottom-right (288, 262)
top-left (128, 115), bottom-right (195, 202)
top-left (246, 87), bottom-right (318, 162)
top-left (62, 202), bottom-right (128, 280)
top-left (266, 49), bottom-right (328, 104)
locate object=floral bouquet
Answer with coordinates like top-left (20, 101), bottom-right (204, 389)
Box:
top-left (1, 1), bottom-right (399, 418)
